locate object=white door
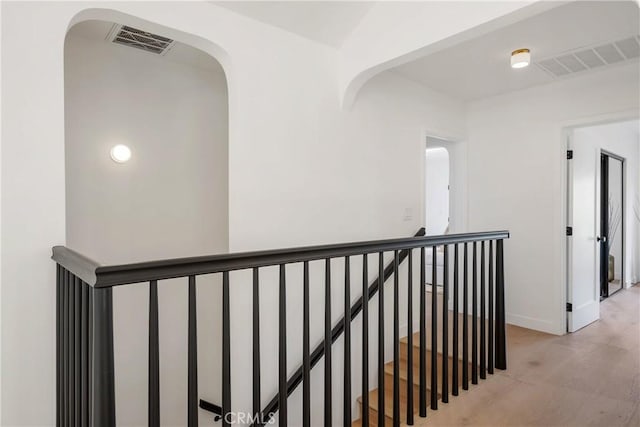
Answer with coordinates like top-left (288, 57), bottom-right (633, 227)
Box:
top-left (567, 136), bottom-right (600, 332)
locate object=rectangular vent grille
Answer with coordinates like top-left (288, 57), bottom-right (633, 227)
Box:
top-left (535, 36), bottom-right (640, 78)
top-left (108, 25), bottom-right (174, 55)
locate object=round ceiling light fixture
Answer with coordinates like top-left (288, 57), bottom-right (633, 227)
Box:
top-left (110, 144), bottom-right (132, 163)
top-left (511, 48), bottom-right (531, 69)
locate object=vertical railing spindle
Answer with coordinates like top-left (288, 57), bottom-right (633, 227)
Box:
top-left (480, 242), bottom-right (487, 380)
top-left (56, 265), bottom-right (62, 427)
top-left (188, 276), bottom-right (198, 427)
top-left (488, 241), bottom-right (494, 374)
top-left (325, 259), bottom-right (332, 427)
top-left (430, 246), bottom-right (438, 410)
top-left (344, 256), bottom-right (352, 427)
top-left (149, 280), bottom-right (160, 427)
top-left (462, 243), bottom-right (469, 390)
top-left (74, 277), bottom-right (81, 426)
top-left (495, 240), bottom-right (507, 370)
top-left (442, 245), bottom-right (449, 403)
top-left (472, 242), bottom-right (478, 385)
top-left (223, 272), bottom-right (232, 427)
top-left (361, 254), bottom-right (369, 427)
top-left (279, 265), bottom-right (287, 427)
top-left (406, 249), bottom-right (414, 425)
top-left (378, 252), bottom-right (385, 426)
top-left (253, 268), bottom-right (262, 422)
top-left (81, 281), bottom-right (90, 427)
top-left (393, 251), bottom-right (400, 427)
top-left (68, 271), bottom-right (75, 427)
top-left (303, 262), bottom-right (311, 427)
top-left (419, 247), bottom-right (427, 417)
top-left (452, 244), bottom-right (459, 396)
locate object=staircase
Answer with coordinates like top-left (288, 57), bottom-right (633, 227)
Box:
top-left (354, 287), bottom-right (488, 426)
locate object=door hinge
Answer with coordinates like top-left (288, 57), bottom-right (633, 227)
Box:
top-left (566, 226), bottom-right (573, 236)
top-left (566, 303), bottom-right (573, 312)
top-left (567, 150), bottom-right (573, 159)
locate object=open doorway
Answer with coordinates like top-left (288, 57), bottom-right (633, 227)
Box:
top-left (566, 119), bottom-right (639, 332)
top-left (425, 137), bottom-right (452, 236)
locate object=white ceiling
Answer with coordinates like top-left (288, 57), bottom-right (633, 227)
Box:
top-left (211, 1), bottom-right (376, 47)
top-left (67, 20), bottom-right (222, 71)
top-left (392, 1), bottom-right (640, 101)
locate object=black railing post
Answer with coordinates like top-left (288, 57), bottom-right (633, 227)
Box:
top-left (92, 287), bottom-right (116, 427)
top-left (324, 259), bottom-right (332, 427)
top-left (188, 276), bottom-right (199, 427)
top-left (222, 272), bottom-right (232, 427)
top-left (343, 256), bottom-right (352, 427)
top-left (149, 281), bottom-right (160, 427)
top-left (56, 265), bottom-right (62, 427)
top-left (253, 268), bottom-right (262, 423)
top-left (495, 240), bottom-right (507, 370)
top-left (278, 265), bottom-right (287, 427)
top-left (361, 254), bottom-right (369, 427)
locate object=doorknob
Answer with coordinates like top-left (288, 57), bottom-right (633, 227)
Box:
top-left (597, 236), bottom-right (607, 243)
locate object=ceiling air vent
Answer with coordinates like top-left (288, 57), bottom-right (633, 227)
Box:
top-left (535, 36), bottom-right (640, 78)
top-left (107, 25), bottom-right (174, 55)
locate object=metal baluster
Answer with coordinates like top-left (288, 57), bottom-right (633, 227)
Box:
top-left (56, 265), bottom-right (62, 427)
top-left (188, 276), bottom-right (198, 427)
top-left (442, 245), bottom-right (449, 403)
top-left (488, 241), bottom-right (494, 375)
top-left (69, 271), bottom-right (75, 427)
top-left (393, 251), bottom-right (400, 427)
top-left (279, 265), bottom-right (287, 427)
top-left (253, 268), bottom-right (262, 422)
top-left (81, 281), bottom-right (90, 426)
top-left (361, 254), bottom-right (369, 427)
top-left (149, 280), bottom-right (160, 427)
top-left (496, 240), bottom-right (507, 370)
top-left (303, 262), bottom-right (311, 427)
top-left (431, 246), bottom-right (438, 410)
top-left (452, 244), bottom-right (459, 396)
top-left (223, 272), bottom-right (232, 427)
top-left (480, 242), bottom-right (487, 380)
top-left (74, 277), bottom-right (81, 427)
top-left (344, 257), bottom-right (352, 427)
top-left (406, 249), bottom-right (414, 425)
top-left (462, 243), bottom-right (469, 390)
top-left (378, 252), bottom-right (385, 426)
top-left (419, 247), bottom-right (427, 417)
top-left (472, 242), bottom-right (478, 385)
top-left (325, 259), bottom-right (332, 427)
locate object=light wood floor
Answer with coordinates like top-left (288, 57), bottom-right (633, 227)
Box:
top-left (413, 285), bottom-right (640, 427)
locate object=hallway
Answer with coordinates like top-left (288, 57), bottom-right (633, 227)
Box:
top-left (417, 285), bottom-right (640, 426)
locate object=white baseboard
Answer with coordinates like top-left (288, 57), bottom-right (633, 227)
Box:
top-left (506, 313), bottom-right (561, 335)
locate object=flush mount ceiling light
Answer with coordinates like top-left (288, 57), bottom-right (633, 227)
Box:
top-left (110, 144), bottom-right (132, 163)
top-left (511, 48), bottom-right (531, 69)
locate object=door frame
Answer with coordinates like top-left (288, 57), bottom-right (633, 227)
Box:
top-left (561, 109), bottom-right (638, 334)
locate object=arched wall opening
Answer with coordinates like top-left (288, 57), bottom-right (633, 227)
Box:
top-left (64, 16), bottom-right (229, 425)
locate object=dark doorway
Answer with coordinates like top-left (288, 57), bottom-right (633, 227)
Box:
top-left (599, 152), bottom-right (624, 299)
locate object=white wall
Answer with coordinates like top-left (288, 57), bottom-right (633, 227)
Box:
top-left (466, 63), bottom-right (640, 335)
top-left (572, 120), bottom-right (640, 287)
top-left (425, 147), bottom-right (450, 235)
top-left (64, 32), bottom-right (229, 425)
top-left (65, 35), bottom-right (229, 263)
top-left (1, 2), bottom-right (467, 425)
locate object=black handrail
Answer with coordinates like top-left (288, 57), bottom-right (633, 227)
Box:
top-left (52, 230), bottom-right (509, 288)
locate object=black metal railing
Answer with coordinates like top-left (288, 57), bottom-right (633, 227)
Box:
top-left (53, 229), bottom-right (509, 427)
